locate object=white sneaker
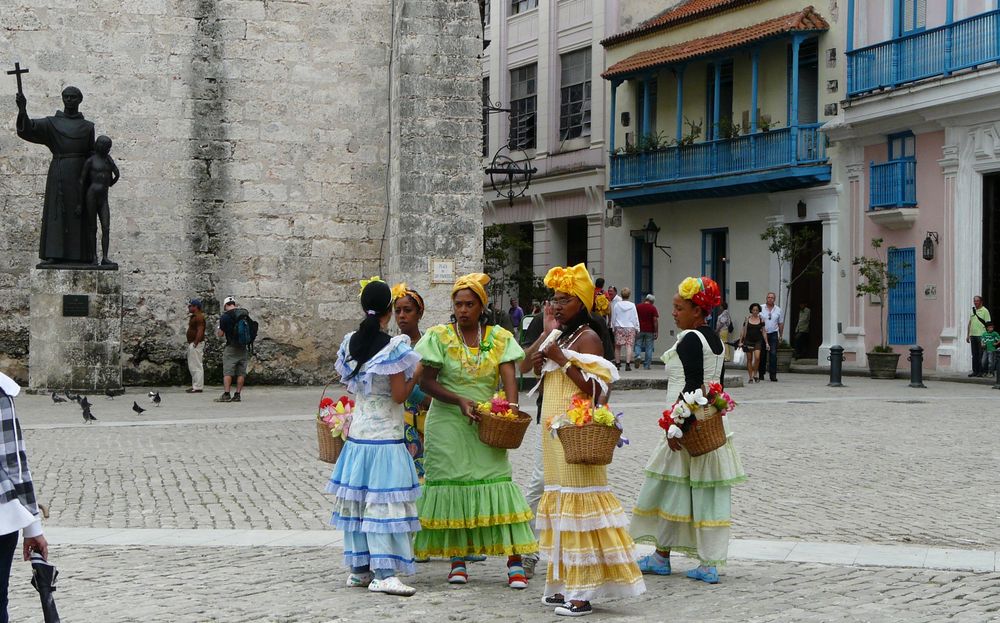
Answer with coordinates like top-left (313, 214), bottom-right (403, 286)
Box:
top-left (346, 571), bottom-right (374, 588)
top-left (368, 576), bottom-right (417, 597)
top-left (522, 554), bottom-right (539, 579)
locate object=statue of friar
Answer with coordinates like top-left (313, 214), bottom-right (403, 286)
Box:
top-left (15, 87), bottom-right (95, 266)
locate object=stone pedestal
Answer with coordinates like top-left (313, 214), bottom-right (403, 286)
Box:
top-left (29, 269), bottom-right (123, 392)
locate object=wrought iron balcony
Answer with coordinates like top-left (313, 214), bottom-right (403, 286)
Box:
top-left (607, 124), bottom-right (829, 205)
top-left (848, 9), bottom-right (1000, 97)
top-left (869, 159), bottom-right (917, 210)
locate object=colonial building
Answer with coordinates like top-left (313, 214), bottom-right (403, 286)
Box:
top-left (827, 0), bottom-right (999, 372)
top-left (601, 0), bottom-right (846, 357)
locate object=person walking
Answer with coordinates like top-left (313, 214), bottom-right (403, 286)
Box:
top-left (794, 302), bottom-right (811, 359)
top-left (968, 295), bottom-right (992, 377)
top-left (525, 263), bottom-right (645, 616)
top-left (0, 372), bottom-right (49, 620)
top-left (635, 294), bottom-right (659, 370)
top-left (328, 279), bottom-right (422, 596)
top-left (759, 292), bottom-right (784, 382)
top-left (412, 273), bottom-right (537, 588)
top-left (215, 296), bottom-right (249, 403)
top-left (737, 303), bottom-right (768, 383)
top-left (631, 276), bottom-right (746, 585)
top-left (185, 298), bottom-right (205, 393)
top-left (611, 288), bottom-right (640, 371)
top-left (714, 302), bottom-right (732, 362)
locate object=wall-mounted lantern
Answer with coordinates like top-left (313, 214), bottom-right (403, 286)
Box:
top-left (922, 231), bottom-right (939, 261)
top-left (631, 218), bottom-right (672, 260)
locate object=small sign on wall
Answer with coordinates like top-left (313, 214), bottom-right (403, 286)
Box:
top-left (923, 284), bottom-right (937, 299)
top-left (430, 258), bottom-right (455, 284)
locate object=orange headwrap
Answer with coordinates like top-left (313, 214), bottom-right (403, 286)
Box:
top-left (452, 273), bottom-right (490, 306)
top-left (543, 263), bottom-right (596, 311)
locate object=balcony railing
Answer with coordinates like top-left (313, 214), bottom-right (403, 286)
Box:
top-left (848, 9), bottom-right (1000, 96)
top-left (609, 124), bottom-right (826, 189)
top-left (869, 159), bottom-right (917, 209)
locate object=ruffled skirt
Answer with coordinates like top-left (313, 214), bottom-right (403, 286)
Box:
top-left (629, 430), bottom-right (746, 567)
top-left (326, 437), bottom-right (421, 574)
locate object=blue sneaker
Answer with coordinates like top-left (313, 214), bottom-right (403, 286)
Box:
top-left (685, 566), bottom-right (719, 584)
top-left (637, 554), bottom-right (671, 576)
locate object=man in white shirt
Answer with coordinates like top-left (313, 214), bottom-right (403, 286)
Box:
top-left (611, 287), bottom-right (640, 371)
top-left (760, 292), bottom-right (784, 381)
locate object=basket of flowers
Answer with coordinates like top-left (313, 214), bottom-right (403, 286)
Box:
top-left (549, 395), bottom-right (628, 465)
top-left (476, 392), bottom-right (531, 449)
top-left (317, 393), bottom-right (353, 463)
top-left (658, 382), bottom-right (736, 457)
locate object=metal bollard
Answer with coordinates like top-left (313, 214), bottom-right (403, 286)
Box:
top-left (993, 366), bottom-right (1000, 390)
top-left (908, 345), bottom-right (926, 388)
top-left (828, 345), bottom-right (844, 387)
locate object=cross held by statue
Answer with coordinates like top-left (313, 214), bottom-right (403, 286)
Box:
top-left (7, 62), bottom-right (29, 96)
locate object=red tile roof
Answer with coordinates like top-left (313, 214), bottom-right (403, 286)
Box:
top-left (603, 0), bottom-right (763, 47)
top-left (602, 7), bottom-right (829, 80)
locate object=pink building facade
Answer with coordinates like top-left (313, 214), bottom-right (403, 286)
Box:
top-left (827, 0), bottom-right (1000, 372)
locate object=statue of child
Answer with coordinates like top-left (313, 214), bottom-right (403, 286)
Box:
top-left (79, 135), bottom-right (120, 266)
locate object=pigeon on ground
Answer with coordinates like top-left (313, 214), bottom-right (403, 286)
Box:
top-left (132, 401), bottom-right (146, 415)
top-left (148, 391), bottom-right (161, 406)
top-left (65, 391), bottom-right (80, 402)
top-left (105, 388), bottom-right (125, 400)
top-left (50, 392), bottom-right (67, 404)
top-left (81, 404), bottom-right (97, 423)
top-left (78, 396), bottom-right (92, 410)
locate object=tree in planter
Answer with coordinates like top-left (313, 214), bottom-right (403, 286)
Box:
top-left (853, 237), bottom-right (901, 353)
top-left (760, 224), bottom-right (840, 341)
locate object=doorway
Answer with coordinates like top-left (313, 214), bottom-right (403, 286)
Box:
top-left (788, 221), bottom-right (823, 359)
top-left (984, 173), bottom-right (1000, 313)
top-left (701, 229), bottom-right (728, 300)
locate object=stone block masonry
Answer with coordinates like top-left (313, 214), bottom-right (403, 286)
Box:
top-left (0, 0), bottom-right (484, 385)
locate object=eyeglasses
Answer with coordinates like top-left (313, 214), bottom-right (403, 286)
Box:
top-left (552, 296), bottom-right (576, 307)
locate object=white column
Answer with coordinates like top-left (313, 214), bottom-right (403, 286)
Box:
top-left (490, 0), bottom-right (505, 154)
top-left (842, 159), bottom-right (867, 367)
top-left (536, 0), bottom-right (553, 157)
top-left (585, 185), bottom-right (604, 277)
top-left (817, 210), bottom-right (840, 366)
top-left (937, 143), bottom-right (960, 370)
top-left (589, 0), bottom-right (607, 149)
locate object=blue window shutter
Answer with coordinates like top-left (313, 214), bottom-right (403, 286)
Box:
top-left (887, 247), bottom-right (916, 344)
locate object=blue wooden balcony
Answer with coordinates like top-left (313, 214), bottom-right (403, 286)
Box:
top-left (607, 124), bottom-right (830, 206)
top-left (848, 9), bottom-right (1000, 97)
top-left (869, 159), bottom-right (917, 209)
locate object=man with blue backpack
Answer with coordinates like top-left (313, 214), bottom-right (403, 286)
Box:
top-left (215, 296), bottom-right (258, 403)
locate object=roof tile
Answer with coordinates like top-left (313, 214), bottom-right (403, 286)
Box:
top-left (603, 0), bottom-right (762, 47)
top-left (603, 7), bottom-right (829, 80)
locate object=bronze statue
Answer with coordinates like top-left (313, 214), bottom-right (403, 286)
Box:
top-left (14, 81), bottom-right (96, 266)
top-left (79, 136), bottom-right (119, 267)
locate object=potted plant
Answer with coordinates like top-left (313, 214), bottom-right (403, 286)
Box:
top-left (775, 338), bottom-right (794, 372)
top-left (853, 237), bottom-right (902, 378)
top-left (757, 114), bottom-right (779, 133)
top-left (679, 117), bottom-right (703, 146)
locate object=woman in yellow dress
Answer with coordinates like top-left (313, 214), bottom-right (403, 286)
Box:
top-left (523, 263), bottom-right (645, 617)
top-left (413, 273), bottom-right (538, 588)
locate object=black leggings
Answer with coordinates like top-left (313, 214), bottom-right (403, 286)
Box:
top-left (0, 530), bottom-right (18, 623)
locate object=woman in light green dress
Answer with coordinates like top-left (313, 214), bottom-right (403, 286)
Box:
top-left (413, 273), bottom-right (538, 589)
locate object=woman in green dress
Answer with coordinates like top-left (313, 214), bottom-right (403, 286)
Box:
top-left (413, 272), bottom-right (538, 589)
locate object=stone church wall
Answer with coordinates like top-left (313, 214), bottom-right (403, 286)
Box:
top-left (0, 0), bottom-right (483, 385)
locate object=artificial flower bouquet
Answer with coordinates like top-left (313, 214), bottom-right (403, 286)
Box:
top-left (657, 383), bottom-right (735, 457)
top-left (476, 391), bottom-right (531, 450)
top-left (549, 395), bottom-right (628, 465)
top-left (317, 394), bottom-right (353, 464)
top-left (319, 395), bottom-right (354, 440)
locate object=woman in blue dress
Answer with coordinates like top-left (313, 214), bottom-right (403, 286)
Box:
top-left (327, 279), bottom-right (423, 596)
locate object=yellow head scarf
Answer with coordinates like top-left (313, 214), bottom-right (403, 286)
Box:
top-left (544, 263), bottom-right (596, 311)
top-left (452, 273), bottom-right (490, 306)
top-left (391, 282), bottom-right (424, 311)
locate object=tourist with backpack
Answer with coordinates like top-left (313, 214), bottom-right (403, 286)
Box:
top-left (215, 296), bottom-right (257, 403)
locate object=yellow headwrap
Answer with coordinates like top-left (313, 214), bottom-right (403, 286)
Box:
top-left (452, 273), bottom-right (490, 306)
top-left (543, 263), bottom-right (596, 311)
top-left (359, 276), bottom-right (385, 297)
top-left (391, 282), bottom-right (425, 311)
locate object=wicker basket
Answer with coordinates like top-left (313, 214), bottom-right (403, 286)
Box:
top-left (679, 414), bottom-right (726, 457)
top-left (317, 418), bottom-right (345, 463)
top-left (557, 423), bottom-right (622, 465)
top-left (478, 409), bottom-right (532, 449)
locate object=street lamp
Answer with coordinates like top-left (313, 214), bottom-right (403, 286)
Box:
top-left (922, 231), bottom-right (939, 261)
top-left (631, 218), bottom-right (672, 260)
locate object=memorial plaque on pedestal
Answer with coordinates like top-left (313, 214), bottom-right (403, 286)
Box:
top-left (29, 269), bottom-right (123, 392)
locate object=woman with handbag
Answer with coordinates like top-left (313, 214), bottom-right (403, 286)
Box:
top-left (630, 277), bottom-right (746, 584)
top-left (523, 263), bottom-right (645, 617)
top-left (737, 303), bottom-right (768, 384)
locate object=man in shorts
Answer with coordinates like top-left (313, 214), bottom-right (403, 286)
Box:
top-left (215, 296), bottom-right (248, 403)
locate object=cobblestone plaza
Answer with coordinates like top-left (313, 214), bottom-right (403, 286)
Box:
top-left (6, 374), bottom-right (999, 621)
